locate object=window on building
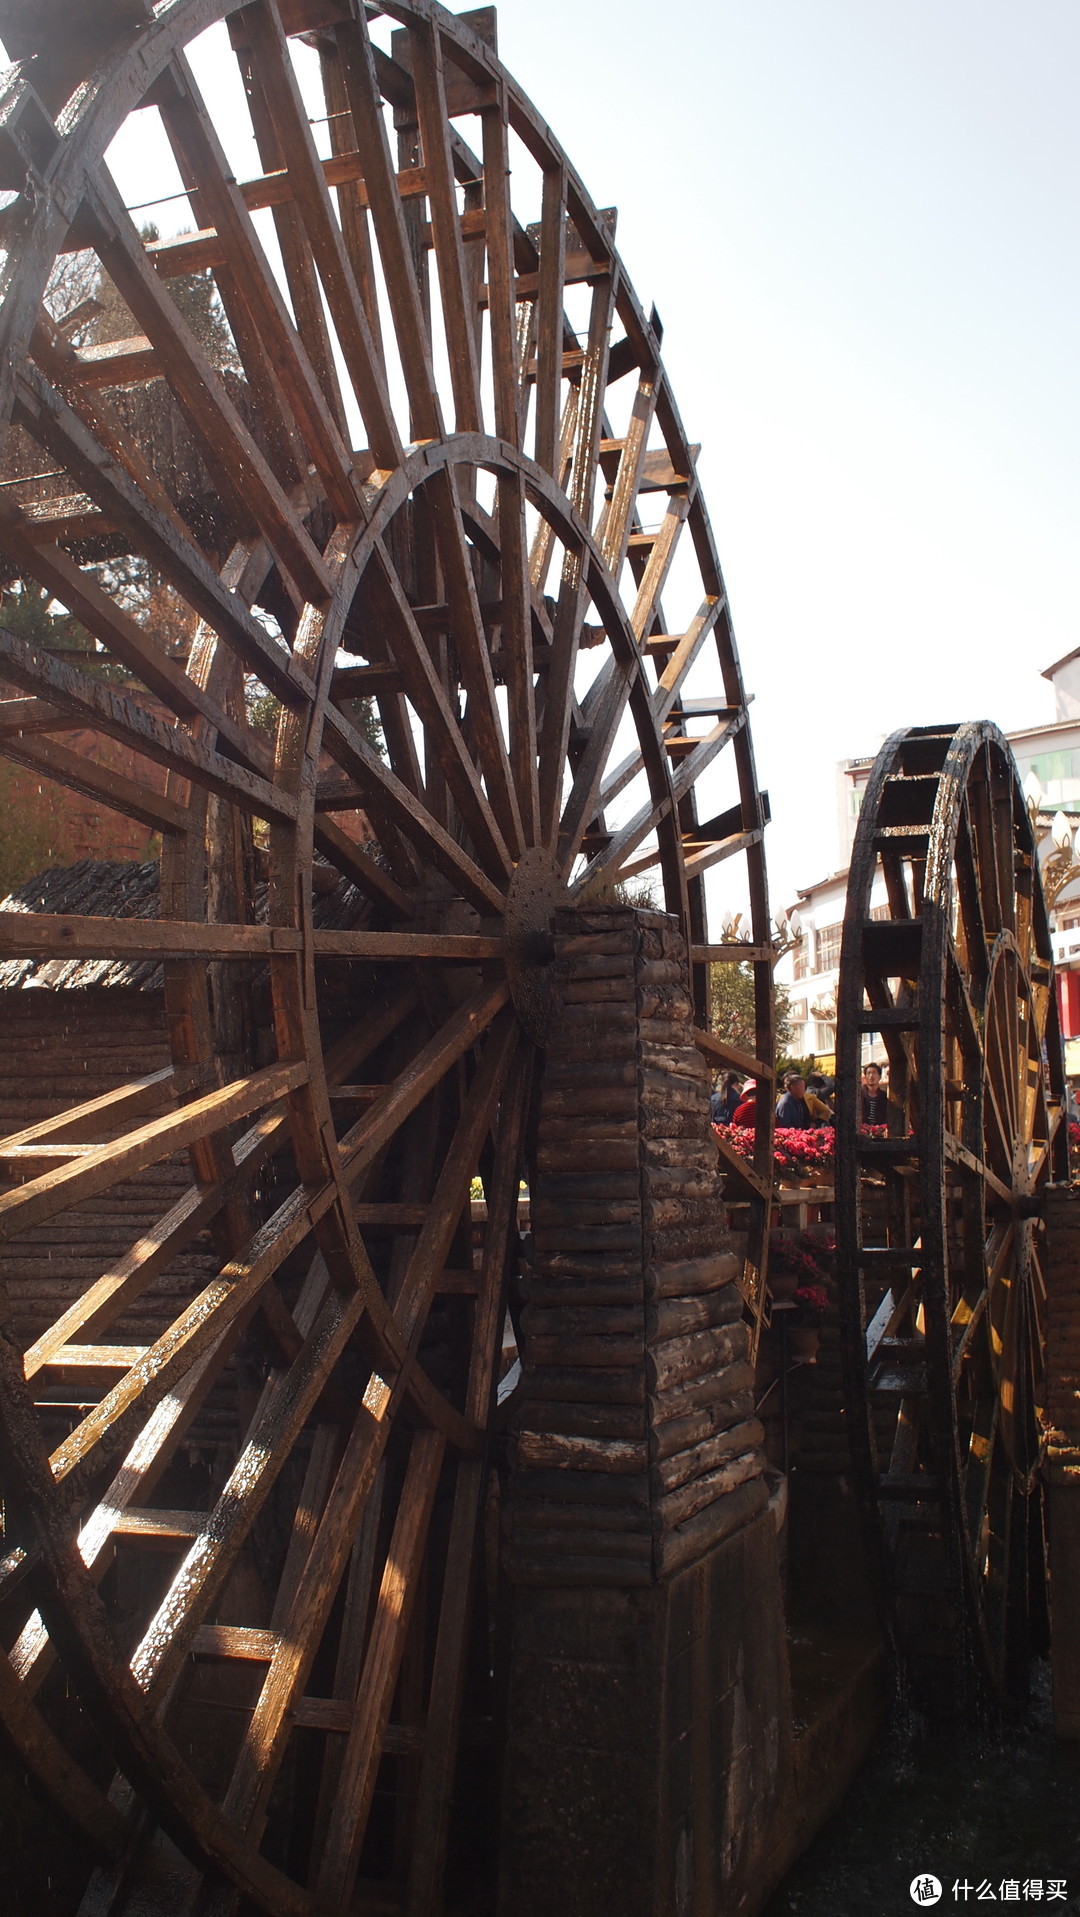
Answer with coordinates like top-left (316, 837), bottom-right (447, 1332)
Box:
top-left (870, 902), bottom-right (891, 921)
top-left (792, 939), bottom-right (808, 982)
top-left (1022, 749), bottom-right (1080, 813)
top-left (790, 1000), bottom-right (807, 1024)
top-left (815, 922), bottom-right (842, 972)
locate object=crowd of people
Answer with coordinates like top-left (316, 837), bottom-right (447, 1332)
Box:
top-left (711, 1061), bottom-right (892, 1131)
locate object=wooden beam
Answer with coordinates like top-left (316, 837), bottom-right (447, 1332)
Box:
top-left (533, 165), bottom-right (566, 477)
top-left (338, 979), bottom-right (511, 1183)
top-left (311, 816), bottom-right (414, 919)
top-left (0, 1066), bottom-right (173, 1155)
top-left (409, 18), bottom-right (483, 433)
top-left (316, 1430), bottom-right (445, 1907)
top-left (0, 504), bottom-right (280, 769)
top-left (0, 1060), bottom-right (307, 1242)
top-left (694, 1025), bottom-right (771, 1081)
top-left (0, 730), bottom-right (192, 835)
top-left (0, 913), bottom-right (300, 960)
top-left (332, 17), bottom-right (442, 442)
top-left (321, 701), bottom-right (505, 915)
top-left (14, 360), bottom-right (312, 710)
top-left (154, 50), bottom-right (368, 516)
top-left (23, 994), bottom-right (415, 1381)
top-left (232, 2), bottom-right (404, 470)
top-left (425, 465), bottom-right (524, 859)
top-left (363, 548), bottom-right (513, 880)
top-left (0, 626), bottom-right (298, 825)
top-left (65, 334), bottom-right (160, 388)
top-left (21, 1108), bottom-right (285, 1381)
top-left (79, 173), bottom-right (338, 604)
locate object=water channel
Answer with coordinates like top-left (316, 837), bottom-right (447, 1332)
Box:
top-left (765, 1667), bottom-right (1080, 1916)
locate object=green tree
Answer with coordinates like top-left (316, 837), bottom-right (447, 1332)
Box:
top-left (45, 226), bottom-right (237, 368)
top-left (709, 959), bottom-right (792, 1058)
top-left (0, 580), bottom-right (131, 683)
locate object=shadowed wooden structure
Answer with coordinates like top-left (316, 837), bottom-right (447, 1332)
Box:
top-left (835, 722), bottom-right (1069, 1707)
top-left (0, 1), bottom-right (777, 1910)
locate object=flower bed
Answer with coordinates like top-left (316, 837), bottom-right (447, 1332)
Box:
top-left (717, 1123), bottom-right (835, 1180)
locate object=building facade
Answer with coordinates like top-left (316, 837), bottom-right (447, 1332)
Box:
top-left (779, 654), bottom-right (1080, 1075)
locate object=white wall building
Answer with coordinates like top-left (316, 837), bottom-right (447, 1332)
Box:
top-left (778, 651), bottom-right (1080, 1074)
top-left (776, 867), bottom-right (891, 1071)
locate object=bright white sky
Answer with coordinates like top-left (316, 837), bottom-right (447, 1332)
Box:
top-left (491, 0), bottom-right (1080, 909)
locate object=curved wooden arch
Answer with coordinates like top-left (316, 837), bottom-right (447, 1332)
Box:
top-left (0, 3), bottom-right (774, 1907)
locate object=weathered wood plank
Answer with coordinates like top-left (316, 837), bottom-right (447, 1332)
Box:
top-left (0, 1061), bottom-right (306, 1242)
top-left (0, 626), bottom-right (298, 825)
top-left (316, 1429), bottom-right (445, 1907)
top-left (333, 15), bottom-right (442, 441)
top-left (0, 729), bottom-right (192, 835)
top-left (236, 1), bottom-right (404, 468)
top-left (408, 20), bottom-right (482, 432)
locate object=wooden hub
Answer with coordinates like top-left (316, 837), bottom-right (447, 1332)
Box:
top-left (503, 846), bottom-right (566, 1045)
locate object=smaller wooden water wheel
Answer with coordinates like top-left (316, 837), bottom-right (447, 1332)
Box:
top-left (835, 721), bottom-right (1068, 1701)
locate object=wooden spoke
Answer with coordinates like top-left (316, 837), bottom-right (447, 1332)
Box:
top-left (496, 467), bottom-right (540, 842)
top-left (14, 360), bottom-right (311, 707)
top-left (332, 16), bottom-right (442, 441)
top-left (533, 164), bottom-right (567, 476)
top-left (0, 504), bottom-right (278, 763)
top-left (232, 2), bottom-right (404, 469)
top-left (481, 91), bottom-right (523, 447)
top-left (0, 7), bottom-right (769, 1909)
top-left (425, 464), bottom-right (524, 856)
top-left (363, 545), bottom-right (514, 878)
top-left (570, 266), bottom-right (617, 528)
top-left (80, 177), bottom-right (338, 603)
top-left (321, 700), bottom-right (505, 913)
top-left (409, 19), bottom-right (483, 434)
top-left (153, 54), bottom-right (368, 507)
top-left (0, 625), bottom-right (297, 824)
top-left (837, 722), bottom-right (1068, 1708)
top-left (0, 1060), bottom-right (305, 1241)
top-left (0, 728), bottom-right (192, 835)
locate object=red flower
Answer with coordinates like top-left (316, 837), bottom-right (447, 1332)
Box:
top-left (794, 1284), bottom-right (829, 1313)
top-left (716, 1123), bottom-right (835, 1178)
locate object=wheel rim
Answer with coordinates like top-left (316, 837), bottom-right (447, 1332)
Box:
top-left (836, 721), bottom-right (1067, 1700)
top-left (0, 6), bottom-right (773, 1906)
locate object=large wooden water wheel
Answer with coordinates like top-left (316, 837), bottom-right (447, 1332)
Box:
top-left (835, 721), bottom-right (1067, 1704)
top-left (0, 3), bottom-right (772, 1908)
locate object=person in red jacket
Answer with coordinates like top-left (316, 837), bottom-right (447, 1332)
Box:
top-left (731, 1080), bottom-right (757, 1126)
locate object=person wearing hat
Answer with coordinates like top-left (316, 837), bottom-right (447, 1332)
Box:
top-left (731, 1081), bottom-right (758, 1126)
top-left (775, 1072), bottom-right (816, 1128)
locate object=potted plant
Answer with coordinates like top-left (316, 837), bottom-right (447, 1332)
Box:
top-left (768, 1231), bottom-right (826, 1306)
top-left (790, 1282), bottom-right (829, 1362)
